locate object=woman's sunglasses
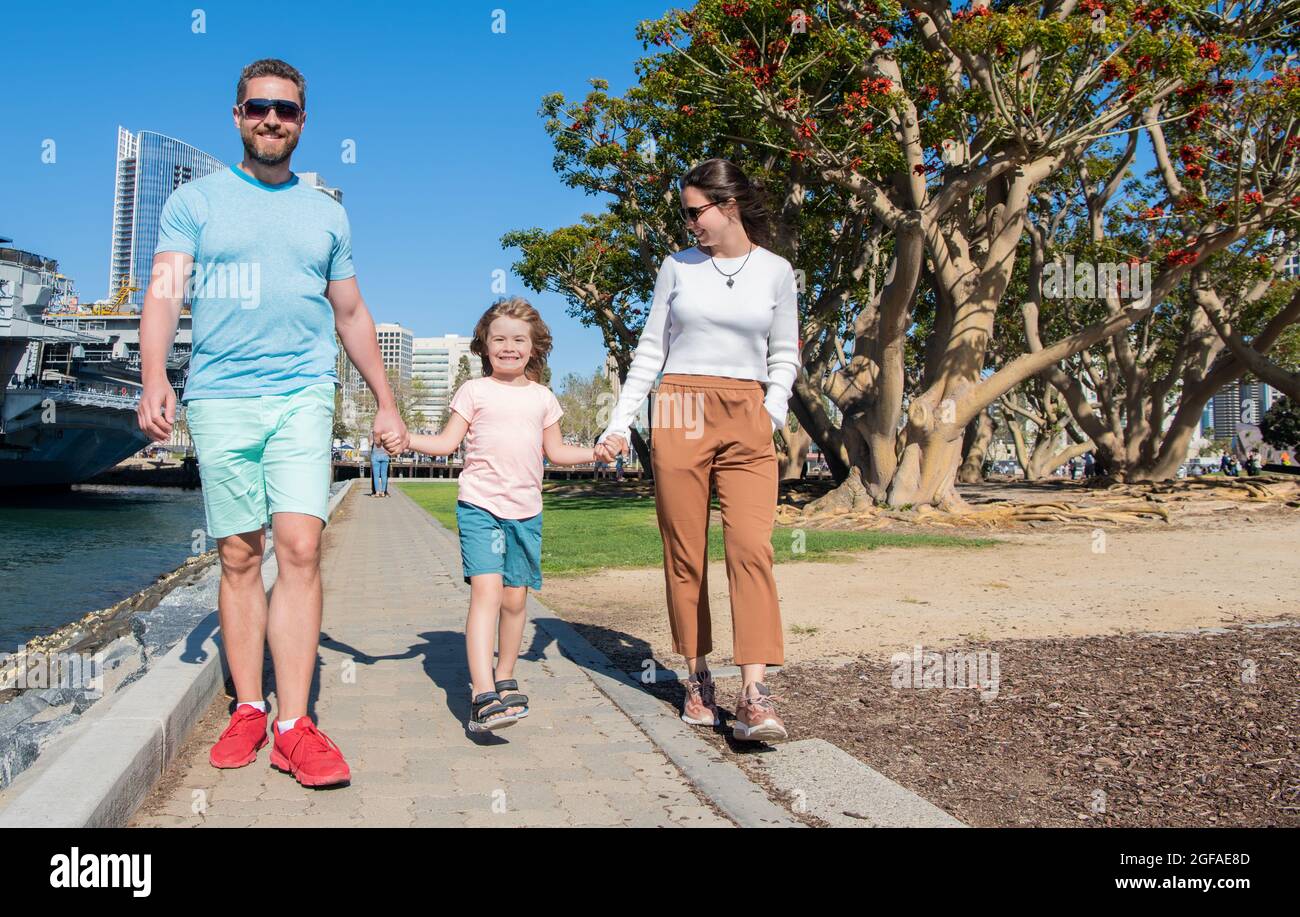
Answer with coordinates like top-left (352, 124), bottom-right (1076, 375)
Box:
top-left (680, 199), bottom-right (730, 223)
top-left (238, 98), bottom-right (304, 124)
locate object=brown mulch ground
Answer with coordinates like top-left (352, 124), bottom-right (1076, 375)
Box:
top-left (572, 621), bottom-right (1300, 827)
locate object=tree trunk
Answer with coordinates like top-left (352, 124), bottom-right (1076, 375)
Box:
top-left (630, 428), bottom-right (652, 481)
top-left (957, 411), bottom-right (993, 484)
top-left (779, 422), bottom-right (811, 480)
top-left (803, 418), bottom-right (876, 513)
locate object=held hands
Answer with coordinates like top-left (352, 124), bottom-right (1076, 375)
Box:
top-left (372, 407), bottom-right (409, 454)
top-left (595, 434), bottom-right (628, 463)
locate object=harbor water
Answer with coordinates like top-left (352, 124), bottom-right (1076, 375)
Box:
top-left (0, 485), bottom-right (208, 653)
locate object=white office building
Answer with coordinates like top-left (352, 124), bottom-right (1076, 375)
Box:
top-left (413, 334), bottom-right (479, 431)
top-left (376, 323), bottom-right (414, 383)
top-left (297, 172), bottom-right (342, 203)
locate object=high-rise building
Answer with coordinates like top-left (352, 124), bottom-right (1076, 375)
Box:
top-left (413, 334), bottom-right (479, 431)
top-left (376, 323), bottom-right (414, 384)
top-left (108, 127), bottom-right (224, 308)
top-left (297, 172), bottom-right (342, 203)
top-left (1210, 380), bottom-right (1284, 439)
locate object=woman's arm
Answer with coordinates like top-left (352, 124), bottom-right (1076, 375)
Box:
top-left (542, 422), bottom-right (597, 467)
top-left (763, 260), bottom-right (801, 430)
top-left (598, 256), bottom-right (676, 446)
top-left (407, 412), bottom-right (470, 457)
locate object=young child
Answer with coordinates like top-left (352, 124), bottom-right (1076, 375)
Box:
top-left (403, 297), bottom-right (612, 732)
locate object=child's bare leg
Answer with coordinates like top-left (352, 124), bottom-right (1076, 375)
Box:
top-left (494, 585), bottom-right (528, 713)
top-left (466, 574), bottom-right (512, 721)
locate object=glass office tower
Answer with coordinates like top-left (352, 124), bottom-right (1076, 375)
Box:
top-left (107, 127), bottom-right (224, 308)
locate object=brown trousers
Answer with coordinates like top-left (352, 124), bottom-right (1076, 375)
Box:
top-left (650, 374), bottom-right (784, 666)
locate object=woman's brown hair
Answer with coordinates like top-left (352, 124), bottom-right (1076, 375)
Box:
top-left (469, 296), bottom-right (553, 383)
top-left (680, 158), bottom-right (771, 247)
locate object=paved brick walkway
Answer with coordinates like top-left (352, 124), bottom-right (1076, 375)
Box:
top-left (131, 483), bottom-right (732, 827)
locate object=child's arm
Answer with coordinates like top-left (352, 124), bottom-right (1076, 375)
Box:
top-left (407, 412), bottom-right (470, 457)
top-left (542, 421), bottom-right (597, 467)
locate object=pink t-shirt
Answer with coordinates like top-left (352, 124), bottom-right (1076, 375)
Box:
top-left (450, 375), bottom-right (564, 520)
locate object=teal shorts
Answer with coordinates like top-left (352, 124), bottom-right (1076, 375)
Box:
top-left (456, 500), bottom-right (543, 590)
top-left (185, 382), bottom-right (336, 539)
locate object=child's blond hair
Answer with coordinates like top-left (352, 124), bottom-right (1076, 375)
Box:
top-left (469, 296), bottom-right (553, 383)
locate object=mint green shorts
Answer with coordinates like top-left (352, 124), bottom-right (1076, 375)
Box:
top-left (184, 382), bottom-right (336, 539)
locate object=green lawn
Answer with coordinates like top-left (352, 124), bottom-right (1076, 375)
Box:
top-left (397, 481), bottom-right (994, 577)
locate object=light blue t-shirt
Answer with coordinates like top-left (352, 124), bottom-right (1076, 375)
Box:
top-left (154, 164), bottom-right (355, 402)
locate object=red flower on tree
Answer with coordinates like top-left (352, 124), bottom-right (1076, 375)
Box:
top-left (1197, 41), bottom-right (1221, 62)
top-left (954, 6), bottom-right (992, 22)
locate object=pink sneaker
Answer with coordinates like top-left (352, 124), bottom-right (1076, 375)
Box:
top-left (732, 683), bottom-right (788, 743)
top-left (681, 670), bottom-right (720, 726)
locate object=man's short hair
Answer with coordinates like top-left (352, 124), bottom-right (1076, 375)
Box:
top-left (236, 59), bottom-right (307, 109)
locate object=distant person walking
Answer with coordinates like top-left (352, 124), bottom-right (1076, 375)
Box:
top-left (371, 440), bottom-right (390, 496)
top-left (597, 158), bottom-right (799, 744)
top-left (137, 58), bottom-right (407, 788)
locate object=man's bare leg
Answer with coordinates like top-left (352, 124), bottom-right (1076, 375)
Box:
top-left (217, 529), bottom-right (269, 704)
top-left (267, 511), bottom-right (324, 721)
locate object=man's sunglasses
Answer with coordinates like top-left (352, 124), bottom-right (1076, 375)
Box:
top-left (238, 98), bottom-right (304, 123)
top-left (680, 199), bottom-right (729, 223)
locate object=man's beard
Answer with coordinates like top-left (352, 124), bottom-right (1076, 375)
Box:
top-left (242, 128), bottom-right (299, 166)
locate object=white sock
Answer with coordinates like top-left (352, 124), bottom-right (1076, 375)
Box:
top-left (237, 700), bottom-right (267, 713)
top-left (277, 717), bottom-right (299, 733)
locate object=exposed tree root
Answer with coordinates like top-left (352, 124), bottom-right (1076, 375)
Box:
top-left (775, 476), bottom-right (1298, 531)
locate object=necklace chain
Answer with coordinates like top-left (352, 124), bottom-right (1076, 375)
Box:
top-left (708, 243), bottom-right (754, 287)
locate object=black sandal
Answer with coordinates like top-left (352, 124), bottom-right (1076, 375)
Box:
top-left (494, 678), bottom-right (529, 718)
top-left (468, 691), bottom-right (520, 732)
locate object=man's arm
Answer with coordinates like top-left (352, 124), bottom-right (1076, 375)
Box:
top-left (326, 276), bottom-right (408, 451)
top-left (136, 251), bottom-right (191, 442)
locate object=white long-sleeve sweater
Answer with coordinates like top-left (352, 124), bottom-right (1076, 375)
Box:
top-left (597, 245), bottom-right (801, 445)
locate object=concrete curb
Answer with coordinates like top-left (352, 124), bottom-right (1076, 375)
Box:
top-left (412, 496), bottom-right (801, 828)
top-left (0, 478), bottom-right (356, 828)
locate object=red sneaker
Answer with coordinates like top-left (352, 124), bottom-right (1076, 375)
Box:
top-left (270, 717), bottom-right (351, 787)
top-left (209, 705), bottom-right (269, 768)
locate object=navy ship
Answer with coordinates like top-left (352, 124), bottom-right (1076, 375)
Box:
top-left (0, 240), bottom-right (191, 488)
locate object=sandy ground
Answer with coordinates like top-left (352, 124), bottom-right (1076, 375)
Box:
top-left (539, 505), bottom-right (1300, 669)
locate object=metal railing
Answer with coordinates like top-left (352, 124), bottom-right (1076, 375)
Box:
top-left (4, 378), bottom-right (140, 409)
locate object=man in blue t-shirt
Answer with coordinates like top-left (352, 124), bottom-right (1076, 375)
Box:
top-left (136, 58), bottom-right (407, 788)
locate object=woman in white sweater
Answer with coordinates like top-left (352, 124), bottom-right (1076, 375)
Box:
top-left (596, 158), bottom-right (799, 743)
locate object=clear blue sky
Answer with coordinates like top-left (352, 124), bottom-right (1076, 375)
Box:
top-left (4, 0), bottom-right (675, 384)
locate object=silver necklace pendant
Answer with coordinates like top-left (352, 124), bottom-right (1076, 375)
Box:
top-left (726, 277), bottom-right (735, 288)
